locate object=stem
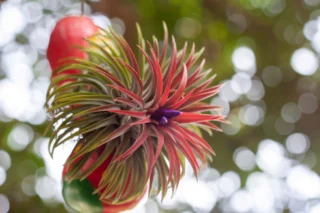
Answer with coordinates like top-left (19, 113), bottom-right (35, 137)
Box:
top-left (81, 0), bottom-right (85, 15)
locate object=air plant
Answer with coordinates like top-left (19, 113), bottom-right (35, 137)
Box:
top-left (46, 20), bottom-right (226, 212)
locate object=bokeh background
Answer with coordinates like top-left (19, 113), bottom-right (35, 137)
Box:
top-left (0, 0), bottom-right (320, 212)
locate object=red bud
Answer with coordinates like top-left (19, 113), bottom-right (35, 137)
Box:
top-left (47, 16), bottom-right (99, 85)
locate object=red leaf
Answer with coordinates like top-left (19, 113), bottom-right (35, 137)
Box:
top-left (148, 42), bottom-right (164, 105)
top-left (163, 139), bottom-right (177, 187)
top-left (186, 59), bottom-right (205, 88)
top-left (173, 112), bottom-right (222, 123)
top-left (116, 58), bottom-right (143, 94)
top-left (160, 23), bottom-right (169, 66)
top-left (113, 125), bottom-right (150, 162)
top-left (138, 45), bottom-right (163, 107)
top-left (151, 126), bottom-right (165, 167)
top-left (106, 109), bottom-right (146, 118)
top-left (114, 97), bottom-right (139, 109)
top-left (175, 42), bottom-right (188, 70)
top-left (107, 84), bottom-right (144, 108)
top-left (143, 139), bottom-right (155, 180)
top-left (171, 44), bottom-right (195, 89)
top-left (159, 38), bottom-right (177, 107)
top-left (193, 74), bottom-right (217, 93)
top-left (199, 121), bottom-right (223, 132)
top-left (168, 89), bottom-right (195, 109)
top-left (100, 123), bottom-right (132, 147)
top-left (181, 84), bottom-right (222, 108)
top-left (73, 59), bottom-right (127, 89)
top-left (165, 65), bottom-right (188, 106)
top-left (164, 125), bottom-right (199, 176)
top-left (181, 103), bottom-right (222, 112)
top-left (129, 116), bottom-right (151, 126)
top-left (178, 124), bottom-right (215, 155)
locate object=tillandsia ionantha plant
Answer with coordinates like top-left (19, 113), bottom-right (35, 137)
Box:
top-left (45, 15), bottom-right (227, 213)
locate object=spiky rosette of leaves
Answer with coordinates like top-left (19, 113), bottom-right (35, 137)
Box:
top-left (45, 23), bottom-right (227, 203)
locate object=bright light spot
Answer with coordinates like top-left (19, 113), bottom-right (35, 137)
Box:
top-left (59, 0), bottom-right (74, 7)
top-left (262, 66), bottom-right (282, 87)
top-left (1, 49), bottom-right (32, 70)
top-left (0, 76), bottom-right (49, 122)
top-left (231, 73), bottom-right (252, 94)
top-left (175, 17), bottom-right (201, 39)
top-left (178, 179), bottom-right (217, 213)
top-left (218, 171), bottom-right (241, 197)
top-left (297, 77), bottom-right (317, 93)
top-left (39, 137), bottom-right (75, 183)
top-left (230, 190), bottom-right (253, 212)
top-left (5, 63), bottom-right (34, 86)
top-left (228, 13), bottom-right (247, 34)
top-left (309, 203), bottom-right (320, 213)
top-left (0, 80), bottom-right (30, 120)
top-left (144, 200), bottom-right (158, 213)
top-left (7, 124), bottom-right (34, 151)
top-left (287, 165), bottom-right (320, 199)
top-left (67, 2), bottom-right (92, 16)
top-left (246, 80), bottom-right (265, 101)
top-left (156, 188), bottom-right (179, 210)
top-left (41, 0), bottom-right (61, 10)
top-left (275, 117), bottom-right (295, 135)
top-left (34, 59), bottom-right (51, 77)
top-left (219, 80), bottom-right (240, 102)
top-left (0, 167), bottom-right (6, 186)
top-left (199, 168), bottom-right (220, 182)
top-left (91, 13), bottom-right (112, 29)
top-left (291, 48), bottom-right (319, 76)
top-left (304, 0), bottom-right (320, 6)
top-left (22, 2), bottom-right (43, 23)
top-left (111, 17), bottom-right (126, 36)
top-left (0, 3), bottom-right (26, 41)
top-left (239, 104), bottom-right (264, 126)
top-left (303, 151), bottom-right (317, 169)
top-left (221, 113), bottom-right (242, 135)
top-left (0, 194), bottom-right (9, 213)
top-left (256, 139), bottom-right (292, 177)
top-left (298, 93), bottom-right (318, 114)
top-left (35, 176), bottom-right (57, 200)
top-left (232, 46), bottom-right (256, 71)
top-left (0, 150), bottom-right (11, 170)
top-left (303, 20), bottom-right (318, 40)
top-left (265, 0), bottom-right (286, 16)
top-left (246, 172), bottom-right (276, 212)
top-left (123, 192), bottom-right (148, 213)
top-left (211, 96), bottom-right (230, 116)
top-left (29, 27), bottom-right (50, 50)
top-left (286, 133), bottom-right (310, 154)
top-left (21, 175), bottom-right (36, 196)
top-left (281, 102), bottom-right (302, 123)
top-left (288, 198), bottom-right (306, 212)
top-left (233, 147), bottom-right (256, 171)
top-left (312, 31), bottom-right (320, 53)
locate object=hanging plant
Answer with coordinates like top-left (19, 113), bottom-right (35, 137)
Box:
top-left (45, 18), bottom-right (227, 212)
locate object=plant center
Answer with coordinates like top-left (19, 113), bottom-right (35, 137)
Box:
top-left (150, 108), bottom-right (181, 125)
